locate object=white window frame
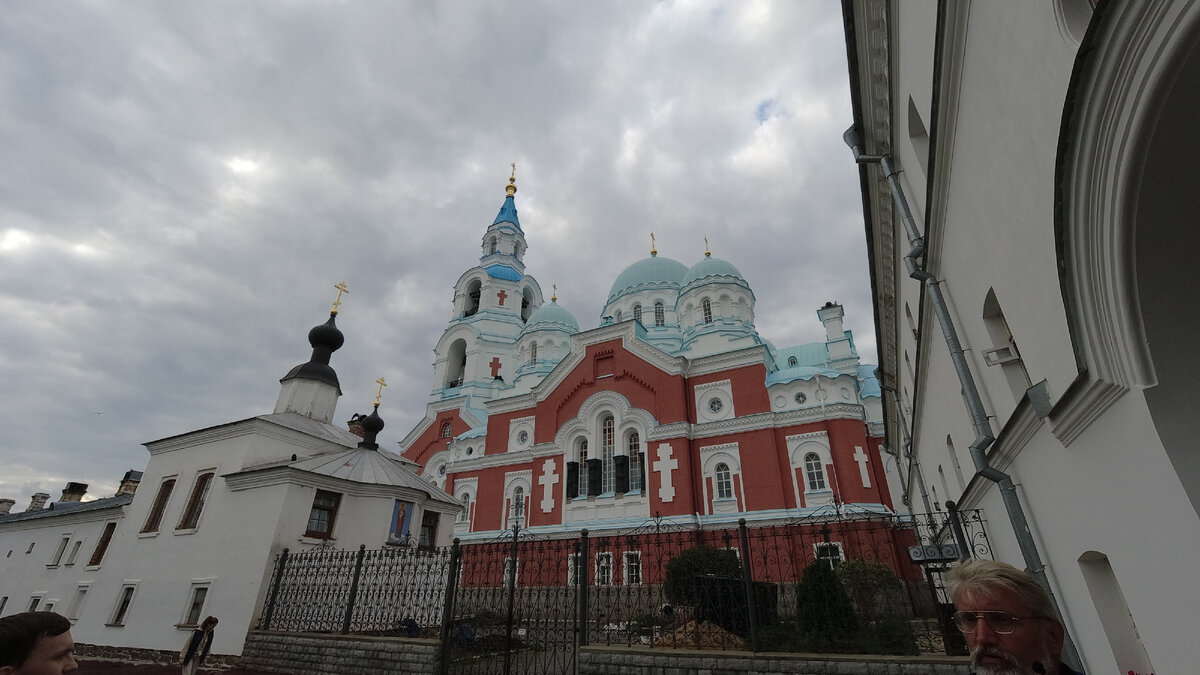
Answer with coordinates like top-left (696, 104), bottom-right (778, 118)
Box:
top-left (47, 533), bottom-right (72, 567)
top-left (67, 584), bottom-right (90, 622)
top-left (600, 416), bottom-right (615, 494)
top-left (176, 470), bottom-right (215, 531)
top-left (64, 539), bottom-right (83, 566)
top-left (627, 432), bottom-right (643, 492)
top-left (622, 551), bottom-right (643, 586)
top-left (595, 552), bottom-right (613, 587)
top-left (567, 553), bottom-right (582, 586)
top-left (503, 557), bottom-right (519, 587)
top-left (814, 541), bottom-right (845, 568)
top-left (805, 452), bottom-right (827, 491)
top-left (179, 580), bottom-right (213, 627)
top-left (714, 462), bottom-right (734, 500)
top-left (108, 582), bottom-right (139, 627)
top-left (654, 301), bottom-right (665, 327)
top-left (27, 595), bottom-right (43, 612)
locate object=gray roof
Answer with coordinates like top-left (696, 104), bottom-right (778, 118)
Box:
top-left (0, 494), bottom-right (133, 524)
top-left (288, 447), bottom-right (459, 508)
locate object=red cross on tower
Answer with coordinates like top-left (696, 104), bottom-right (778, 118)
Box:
top-left (489, 357), bottom-right (502, 378)
top-left (496, 290), bottom-right (508, 306)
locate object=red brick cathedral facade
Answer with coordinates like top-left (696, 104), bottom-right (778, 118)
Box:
top-left (399, 177), bottom-right (894, 543)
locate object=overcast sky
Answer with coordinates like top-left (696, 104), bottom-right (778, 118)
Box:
top-left (0, 1), bottom-right (874, 504)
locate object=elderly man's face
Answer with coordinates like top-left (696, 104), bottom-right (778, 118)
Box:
top-left (6, 630), bottom-right (78, 675)
top-left (955, 588), bottom-right (1063, 675)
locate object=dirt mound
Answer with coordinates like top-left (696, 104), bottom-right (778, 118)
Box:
top-left (652, 620), bottom-right (745, 650)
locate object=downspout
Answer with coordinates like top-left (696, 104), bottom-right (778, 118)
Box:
top-left (844, 127), bottom-right (1081, 669)
top-left (882, 383), bottom-right (932, 515)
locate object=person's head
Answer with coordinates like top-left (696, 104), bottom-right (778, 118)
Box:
top-left (945, 559), bottom-right (1063, 675)
top-left (200, 616), bottom-right (218, 632)
top-left (0, 612), bottom-right (78, 675)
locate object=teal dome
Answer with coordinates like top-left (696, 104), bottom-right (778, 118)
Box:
top-left (524, 300), bottom-right (579, 333)
top-left (682, 255), bottom-right (746, 288)
top-left (607, 254), bottom-right (689, 302)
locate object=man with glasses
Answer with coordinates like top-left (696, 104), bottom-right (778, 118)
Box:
top-left (945, 559), bottom-right (1083, 675)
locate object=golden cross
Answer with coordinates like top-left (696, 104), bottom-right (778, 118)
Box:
top-left (331, 281), bottom-right (350, 315)
top-left (650, 232), bottom-right (657, 256)
top-left (374, 376), bottom-right (388, 406)
top-left (552, 283), bottom-right (557, 302)
top-left (510, 162), bottom-right (517, 181)
top-left (705, 236), bottom-right (710, 257)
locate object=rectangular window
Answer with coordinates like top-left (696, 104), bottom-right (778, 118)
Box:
top-left (141, 478), bottom-right (176, 533)
top-left (567, 553), bottom-right (582, 586)
top-left (815, 542), bottom-right (844, 568)
top-left (623, 551), bottom-right (642, 586)
top-left (28, 595), bottom-right (41, 612)
top-left (109, 585), bottom-right (137, 626)
top-left (0, 597), bottom-right (7, 614)
top-left (595, 552), bottom-right (613, 586)
top-left (48, 535), bottom-right (71, 566)
top-left (601, 418), bottom-right (615, 493)
top-left (64, 540), bottom-right (83, 566)
top-left (418, 511), bottom-right (439, 550)
top-left (87, 522), bottom-right (117, 567)
top-left (42, 601), bottom-right (55, 613)
top-left (503, 557), bottom-right (519, 587)
top-left (67, 586), bottom-right (89, 621)
top-left (181, 584), bottom-right (209, 626)
top-left (177, 472), bottom-right (214, 530)
top-left (305, 490), bottom-right (341, 539)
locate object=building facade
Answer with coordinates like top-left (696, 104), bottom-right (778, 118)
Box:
top-left (843, 1), bottom-right (1200, 673)
top-left (399, 176), bottom-right (898, 549)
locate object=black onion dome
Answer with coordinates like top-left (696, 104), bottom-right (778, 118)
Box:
top-left (280, 312), bottom-right (343, 391)
top-left (358, 406), bottom-right (385, 450)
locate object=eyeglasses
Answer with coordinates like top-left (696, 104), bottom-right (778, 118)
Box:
top-left (952, 610), bottom-right (1045, 635)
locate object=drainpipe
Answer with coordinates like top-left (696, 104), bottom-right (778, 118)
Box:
top-left (882, 383), bottom-right (932, 514)
top-left (844, 127), bottom-right (1082, 670)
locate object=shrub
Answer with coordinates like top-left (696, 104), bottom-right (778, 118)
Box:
top-left (836, 559), bottom-right (906, 621)
top-left (663, 546), bottom-right (742, 607)
top-left (795, 559), bottom-right (859, 652)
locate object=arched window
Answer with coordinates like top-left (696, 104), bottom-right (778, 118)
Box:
top-left (601, 416), bottom-right (615, 493)
top-left (714, 462), bottom-right (733, 499)
top-left (654, 301), bottom-right (665, 327)
top-left (627, 432), bottom-right (643, 492)
top-left (788, 356), bottom-right (798, 367)
top-left (577, 439), bottom-right (589, 495)
top-left (702, 298), bottom-right (713, 324)
top-left (489, 237), bottom-right (498, 255)
top-left (512, 486), bottom-right (525, 519)
top-left (614, 310), bottom-right (623, 322)
top-left (458, 492), bottom-right (471, 523)
top-left (804, 452), bottom-right (826, 490)
top-left (633, 304), bottom-right (643, 324)
top-left (441, 422), bottom-right (453, 438)
top-left (465, 280), bottom-right (482, 317)
top-left (529, 343), bottom-right (538, 366)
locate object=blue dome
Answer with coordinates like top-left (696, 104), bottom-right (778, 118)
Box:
top-left (524, 300), bottom-right (579, 333)
top-left (607, 255), bottom-right (688, 302)
top-left (682, 255), bottom-right (746, 288)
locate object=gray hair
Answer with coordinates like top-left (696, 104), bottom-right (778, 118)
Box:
top-left (945, 559), bottom-right (1056, 621)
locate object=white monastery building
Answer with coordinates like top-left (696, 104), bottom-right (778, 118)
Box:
top-left (843, 1), bottom-right (1200, 673)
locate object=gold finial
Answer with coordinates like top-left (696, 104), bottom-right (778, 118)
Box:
top-left (704, 237), bottom-right (711, 258)
top-left (551, 283), bottom-right (557, 302)
top-left (506, 163), bottom-right (517, 197)
top-left (650, 232), bottom-right (657, 257)
top-left (373, 376), bottom-right (388, 407)
top-left (331, 281), bottom-right (350, 315)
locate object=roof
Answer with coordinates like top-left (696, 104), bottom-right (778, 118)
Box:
top-left (681, 256), bottom-right (746, 288)
top-left (492, 194), bottom-right (521, 229)
top-left (523, 300), bottom-right (579, 333)
top-left (857, 364), bottom-right (882, 398)
top-left (0, 493), bottom-right (134, 524)
top-left (484, 263), bottom-right (522, 281)
top-left (607, 255), bottom-right (689, 302)
top-left (288, 447), bottom-right (458, 507)
top-left (773, 342), bottom-right (830, 369)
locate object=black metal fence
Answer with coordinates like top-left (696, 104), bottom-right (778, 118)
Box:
top-left (257, 509), bottom-right (990, 674)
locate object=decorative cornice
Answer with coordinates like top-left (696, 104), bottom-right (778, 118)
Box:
top-left (146, 417), bottom-right (350, 455)
top-left (224, 466), bottom-right (442, 503)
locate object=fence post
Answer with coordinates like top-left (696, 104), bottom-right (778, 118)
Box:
top-left (945, 500), bottom-right (971, 560)
top-left (260, 548), bottom-right (289, 630)
top-left (502, 524), bottom-right (520, 675)
top-left (737, 519), bottom-right (760, 652)
top-left (343, 544), bottom-right (367, 635)
top-left (578, 528), bottom-right (590, 647)
top-left (438, 539), bottom-right (462, 675)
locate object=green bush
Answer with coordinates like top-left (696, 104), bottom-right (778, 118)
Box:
top-left (795, 560), bottom-right (859, 652)
top-left (836, 559), bottom-right (905, 621)
top-left (662, 546), bottom-right (742, 607)
top-left (858, 615), bottom-right (920, 655)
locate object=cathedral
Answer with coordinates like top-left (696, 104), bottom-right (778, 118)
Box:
top-left (399, 173), bottom-right (896, 540)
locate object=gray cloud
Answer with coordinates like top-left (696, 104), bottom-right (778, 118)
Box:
top-left (0, 1), bottom-right (874, 501)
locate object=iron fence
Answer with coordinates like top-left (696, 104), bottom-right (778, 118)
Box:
top-left (256, 508), bottom-right (990, 673)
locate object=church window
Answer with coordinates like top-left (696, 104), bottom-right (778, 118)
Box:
top-left (601, 416), bottom-right (615, 493)
top-left (804, 453), bottom-right (827, 491)
top-left (177, 472), bottom-right (214, 530)
top-left (141, 478), bottom-right (176, 533)
top-left (708, 398), bottom-right (723, 414)
top-left (529, 343), bottom-right (538, 365)
top-left (595, 552), bottom-right (613, 586)
top-left (518, 430), bottom-right (529, 444)
top-left (623, 551), bottom-right (643, 585)
top-left (438, 464), bottom-right (446, 476)
top-left (87, 522), bottom-right (117, 566)
top-left (458, 492), bottom-right (471, 523)
top-left (628, 432), bottom-right (643, 492)
top-left (633, 304), bottom-right (642, 324)
top-left (815, 542), bottom-right (844, 568)
top-left (441, 422), bottom-right (453, 438)
top-left (510, 486), bottom-right (525, 525)
top-left (465, 446), bottom-right (474, 456)
top-left (654, 301), bottom-right (665, 327)
top-left (702, 298), bottom-right (713, 324)
top-left (418, 511), bottom-right (439, 550)
top-left (795, 392), bottom-right (807, 404)
top-left (714, 463), bottom-right (733, 499)
top-left (788, 356), bottom-right (798, 367)
top-left (465, 280), bottom-right (482, 317)
top-left (489, 237), bottom-right (498, 255)
top-left (577, 439), bottom-right (589, 495)
top-left (305, 490), bottom-right (341, 539)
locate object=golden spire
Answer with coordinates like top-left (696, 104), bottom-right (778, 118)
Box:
top-left (331, 281), bottom-right (350, 315)
top-left (551, 283), bottom-right (557, 302)
top-left (506, 162), bottom-right (517, 197)
top-left (650, 232), bottom-right (657, 257)
top-left (373, 376), bottom-right (388, 407)
top-left (704, 236), bottom-right (711, 258)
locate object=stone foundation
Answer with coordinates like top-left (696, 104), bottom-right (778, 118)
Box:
top-left (578, 645), bottom-right (973, 675)
top-left (240, 631), bottom-right (441, 675)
